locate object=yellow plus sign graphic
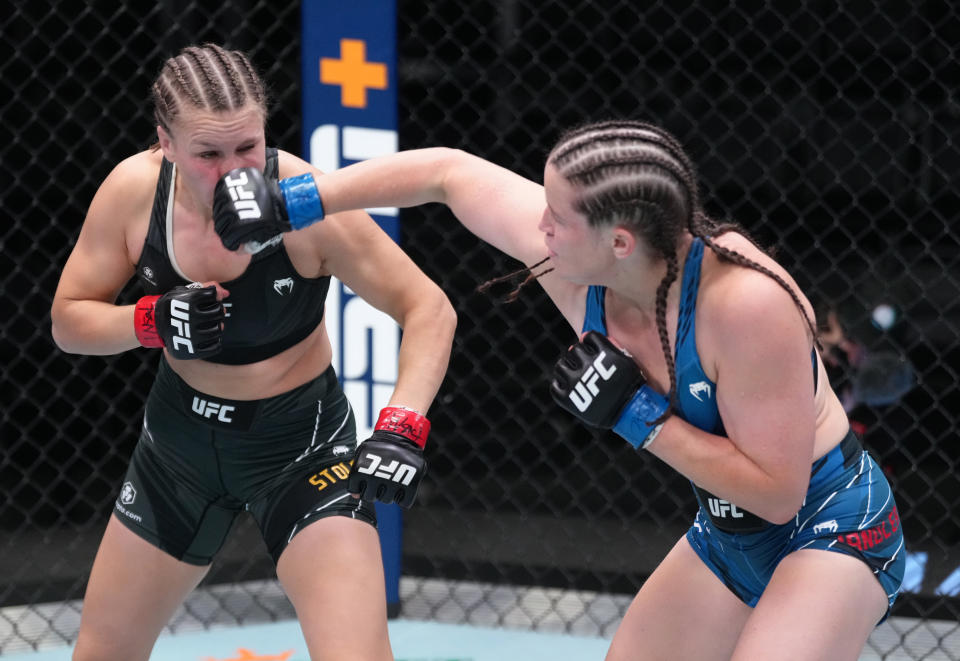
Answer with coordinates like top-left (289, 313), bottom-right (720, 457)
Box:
top-left (320, 39), bottom-right (387, 108)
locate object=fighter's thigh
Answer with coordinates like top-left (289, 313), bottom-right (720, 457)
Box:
top-left (277, 516), bottom-right (391, 661)
top-left (73, 515), bottom-right (210, 661)
top-left (732, 549), bottom-right (887, 661)
top-left (606, 536), bottom-right (751, 661)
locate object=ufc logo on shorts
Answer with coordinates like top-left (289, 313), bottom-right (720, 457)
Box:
top-left (191, 397), bottom-right (235, 423)
top-left (708, 497), bottom-right (744, 519)
top-left (169, 299), bottom-right (194, 353)
top-left (569, 351), bottom-right (618, 412)
top-left (222, 171), bottom-right (262, 219)
top-left (356, 452), bottom-right (417, 485)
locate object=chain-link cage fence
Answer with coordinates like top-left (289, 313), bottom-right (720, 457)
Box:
top-left (3, 1), bottom-right (959, 658)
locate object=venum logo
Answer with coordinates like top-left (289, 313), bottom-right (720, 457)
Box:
top-left (356, 452), bottom-right (417, 485)
top-left (813, 520), bottom-right (839, 535)
top-left (689, 381), bottom-right (712, 402)
top-left (120, 481), bottom-right (136, 505)
top-left (273, 277), bottom-right (294, 295)
top-left (708, 497), bottom-right (744, 519)
top-left (568, 351), bottom-right (618, 412)
top-left (191, 396), bottom-right (235, 423)
top-left (222, 171), bottom-right (262, 219)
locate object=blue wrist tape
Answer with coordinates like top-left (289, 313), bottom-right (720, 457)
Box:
top-left (279, 174), bottom-right (325, 230)
top-left (612, 385), bottom-right (669, 450)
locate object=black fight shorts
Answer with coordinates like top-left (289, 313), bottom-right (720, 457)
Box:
top-left (113, 357), bottom-right (376, 565)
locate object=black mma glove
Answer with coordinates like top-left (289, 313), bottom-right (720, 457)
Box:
top-left (213, 167), bottom-right (325, 251)
top-left (348, 406), bottom-right (429, 509)
top-left (550, 331), bottom-right (669, 450)
top-left (134, 283), bottom-right (224, 360)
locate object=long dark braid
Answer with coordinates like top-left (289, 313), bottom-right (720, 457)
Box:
top-left (691, 213), bottom-right (823, 352)
top-left (617, 125), bottom-right (820, 355)
top-left (546, 119), bottom-right (819, 418)
top-left (652, 253), bottom-right (680, 420)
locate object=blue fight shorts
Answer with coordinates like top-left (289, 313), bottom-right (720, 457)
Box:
top-left (686, 430), bottom-right (905, 619)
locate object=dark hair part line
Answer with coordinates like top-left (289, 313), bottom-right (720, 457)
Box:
top-left (150, 43), bottom-right (268, 139)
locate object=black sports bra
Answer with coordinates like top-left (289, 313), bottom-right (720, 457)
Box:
top-left (134, 148), bottom-right (329, 364)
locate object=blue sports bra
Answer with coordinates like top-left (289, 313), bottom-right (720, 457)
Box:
top-left (582, 238), bottom-right (723, 432)
top-left (582, 238), bottom-right (818, 532)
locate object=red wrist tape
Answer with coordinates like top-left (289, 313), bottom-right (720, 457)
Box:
top-left (134, 295), bottom-right (164, 348)
top-left (374, 406), bottom-right (430, 449)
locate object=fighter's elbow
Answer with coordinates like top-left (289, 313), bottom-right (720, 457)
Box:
top-left (761, 484), bottom-right (807, 525)
top-left (49, 306), bottom-right (72, 353)
top-left (50, 320), bottom-right (80, 354)
top-left (433, 291), bottom-right (457, 339)
top-left (764, 507), bottom-right (800, 526)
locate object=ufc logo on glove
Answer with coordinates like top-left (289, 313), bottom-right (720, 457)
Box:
top-left (355, 452), bottom-right (418, 486)
top-left (167, 299), bottom-right (194, 354)
top-left (568, 351), bottom-right (618, 411)
top-left (221, 171), bottom-right (263, 220)
top-left (551, 332), bottom-right (668, 450)
top-left (346, 406), bottom-right (429, 508)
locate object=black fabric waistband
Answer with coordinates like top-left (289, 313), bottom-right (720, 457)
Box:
top-left (157, 356), bottom-right (338, 431)
top-left (694, 427), bottom-right (864, 535)
top-left (838, 427), bottom-right (863, 468)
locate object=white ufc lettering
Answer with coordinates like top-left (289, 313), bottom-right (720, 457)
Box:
top-left (356, 452), bottom-right (417, 485)
top-left (222, 171), bottom-right (262, 220)
top-left (169, 299), bottom-right (194, 353)
top-left (708, 498), bottom-right (744, 519)
top-left (191, 397), bottom-right (235, 423)
top-left (568, 351), bottom-right (617, 412)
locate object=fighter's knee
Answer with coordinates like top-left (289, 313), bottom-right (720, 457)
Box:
top-left (72, 629), bottom-right (152, 661)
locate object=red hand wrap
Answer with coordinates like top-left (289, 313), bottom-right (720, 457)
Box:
top-left (374, 406), bottom-right (430, 449)
top-left (134, 295), bottom-right (164, 348)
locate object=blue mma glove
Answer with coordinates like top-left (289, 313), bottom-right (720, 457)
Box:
top-left (550, 331), bottom-right (669, 449)
top-left (213, 167), bottom-right (325, 251)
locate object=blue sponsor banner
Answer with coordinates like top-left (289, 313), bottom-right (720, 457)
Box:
top-left (301, 0), bottom-right (403, 613)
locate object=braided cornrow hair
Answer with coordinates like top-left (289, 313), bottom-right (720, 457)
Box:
top-left (545, 119), bottom-right (820, 421)
top-left (696, 214), bottom-right (822, 354)
top-left (150, 43), bottom-right (268, 143)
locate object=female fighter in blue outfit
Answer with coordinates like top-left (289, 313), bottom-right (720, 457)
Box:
top-left (214, 120), bottom-right (904, 661)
